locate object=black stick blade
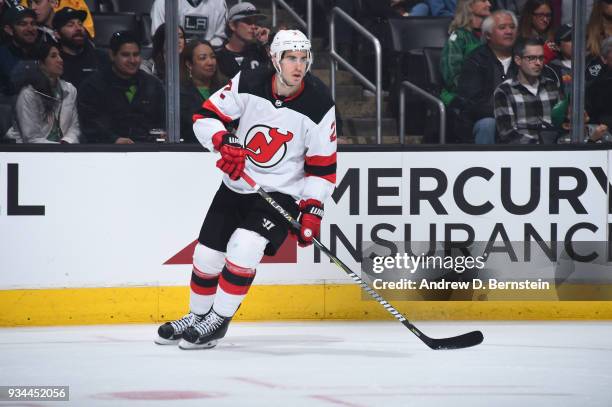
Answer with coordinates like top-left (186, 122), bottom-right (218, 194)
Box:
top-left (423, 330), bottom-right (484, 350)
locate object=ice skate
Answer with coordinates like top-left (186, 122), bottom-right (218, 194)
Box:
top-left (155, 312), bottom-right (205, 345)
top-left (179, 310), bottom-right (231, 350)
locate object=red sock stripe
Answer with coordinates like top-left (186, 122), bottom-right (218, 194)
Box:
top-left (218, 263), bottom-right (256, 296)
top-left (190, 270), bottom-right (219, 296)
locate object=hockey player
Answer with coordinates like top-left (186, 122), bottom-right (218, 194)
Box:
top-left (155, 29), bottom-right (337, 350)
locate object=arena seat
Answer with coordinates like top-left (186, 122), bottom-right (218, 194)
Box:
top-left (98, 0), bottom-right (115, 12)
top-left (388, 18), bottom-right (450, 138)
top-left (140, 13), bottom-right (153, 46)
top-left (422, 47), bottom-right (445, 143)
top-left (92, 12), bottom-right (139, 48)
top-left (388, 17), bottom-right (451, 52)
top-left (423, 47), bottom-right (443, 95)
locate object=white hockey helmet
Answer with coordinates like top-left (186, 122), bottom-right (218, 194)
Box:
top-left (270, 29), bottom-right (313, 74)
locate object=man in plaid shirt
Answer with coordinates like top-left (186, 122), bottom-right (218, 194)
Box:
top-left (494, 37), bottom-right (561, 143)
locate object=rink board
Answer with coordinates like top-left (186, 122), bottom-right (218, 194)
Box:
top-left (0, 147), bottom-right (611, 325)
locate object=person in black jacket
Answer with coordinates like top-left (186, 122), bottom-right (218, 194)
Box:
top-left (454, 9), bottom-right (518, 143)
top-left (54, 7), bottom-right (107, 88)
top-left (179, 39), bottom-right (226, 143)
top-left (77, 30), bottom-right (165, 144)
top-left (0, 6), bottom-right (38, 95)
top-left (215, 2), bottom-right (270, 79)
top-left (586, 37), bottom-right (612, 130)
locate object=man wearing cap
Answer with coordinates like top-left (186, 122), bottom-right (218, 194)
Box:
top-left (78, 31), bottom-right (165, 144)
top-left (150, 0), bottom-right (227, 47)
top-left (21, 0), bottom-right (95, 38)
top-left (215, 2), bottom-right (270, 78)
top-left (54, 6), bottom-right (106, 88)
top-left (0, 5), bottom-right (38, 95)
top-left (547, 23), bottom-right (572, 96)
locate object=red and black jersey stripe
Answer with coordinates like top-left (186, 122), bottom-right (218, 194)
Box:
top-left (304, 153), bottom-right (336, 183)
top-left (218, 261), bottom-right (256, 296)
top-left (192, 99), bottom-right (233, 124)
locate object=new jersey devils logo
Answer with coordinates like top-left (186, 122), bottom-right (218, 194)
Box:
top-left (244, 125), bottom-right (294, 168)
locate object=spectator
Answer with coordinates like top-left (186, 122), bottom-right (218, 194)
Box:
top-left (454, 9), bottom-right (518, 143)
top-left (518, 0), bottom-right (557, 63)
top-left (21, 0), bottom-right (95, 38)
top-left (26, 0), bottom-right (58, 42)
top-left (141, 23), bottom-right (185, 80)
top-left (54, 7), bottom-right (106, 88)
top-left (216, 2), bottom-right (270, 79)
top-left (494, 37), bottom-right (560, 143)
top-left (586, 0), bottom-right (612, 84)
top-left (179, 39), bottom-right (226, 143)
top-left (4, 42), bottom-right (80, 143)
top-left (586, 0), bottom-right (612, 58)
top-left (586, 37), bottom-right (612, 130)
top-left (440, 0), bottom-right (491, 106)
top-left (150, 0), bottom-right (227, 47)
top-left (0, 5), bottom-right (38, 95)
top-left (410, 0), bottom-right (457, 17)
top-left (547, 23), bottom-right (572, 95)
top-left (77, 30), bottom-right (165, 144)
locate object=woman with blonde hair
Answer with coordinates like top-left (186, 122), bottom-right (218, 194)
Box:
top-left (440, 0), bottom-right (491, 105)
top-left (586, 0), bottom-right (612, 58)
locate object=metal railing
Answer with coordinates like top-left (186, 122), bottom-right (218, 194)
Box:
top-left (329, 7), bottom-right (382, 144)
top-left (165, 0), bottom-right (180, 143)
top-left (271, 0), bottom-right (312, 39)
top-left (399, 81), bottom-right (446, 144)
top-left (570, 0), bottom-right (587, 143)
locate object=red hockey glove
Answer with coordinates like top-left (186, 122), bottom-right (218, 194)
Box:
top-left (213, 132), bottom-right (246, 181)
top-left (297, 199), bottom-right (323, 247)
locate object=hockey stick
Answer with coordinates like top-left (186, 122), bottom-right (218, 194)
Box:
top-left (240, 171), bottom-right (484, 350)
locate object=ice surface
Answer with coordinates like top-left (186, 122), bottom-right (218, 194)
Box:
top-left (1, 321), bottom-right (611, 406)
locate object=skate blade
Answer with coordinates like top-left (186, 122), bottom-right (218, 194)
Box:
top-left (154, 336), bottom-right (180, 345)
top-left (178, 339), bottom-right (218, 350)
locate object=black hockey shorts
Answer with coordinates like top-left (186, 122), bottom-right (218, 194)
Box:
top-left (198, 182), bottom-right (300, 256)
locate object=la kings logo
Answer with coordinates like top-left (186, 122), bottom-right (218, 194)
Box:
top-left (244, 125), bottom-right (293, 168)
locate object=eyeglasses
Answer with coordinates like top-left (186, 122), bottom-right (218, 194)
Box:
top-left (522, 55), bottom-right (545, 62)
top-left (533, 12), bottom-right (552, 19)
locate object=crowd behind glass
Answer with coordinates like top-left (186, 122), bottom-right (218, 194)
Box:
top-left (0, 0), bottom-right (610, 145)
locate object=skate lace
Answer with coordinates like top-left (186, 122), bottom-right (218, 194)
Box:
top-left (193, 312), bottom-right (224, 336)
top-left (170, 313), bottom-right (200, 333)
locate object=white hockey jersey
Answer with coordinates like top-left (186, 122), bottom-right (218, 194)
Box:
top-left (193, 68), bottom-right (337, 204)
top-left (150, 0), bottom-right (227, 47)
